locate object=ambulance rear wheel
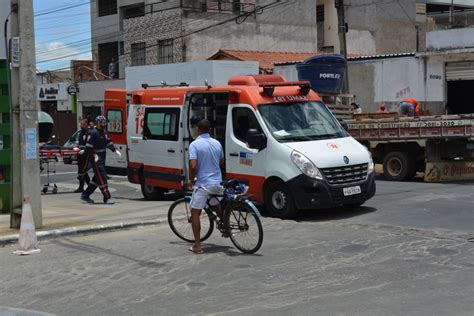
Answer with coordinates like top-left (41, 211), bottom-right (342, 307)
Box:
top-left (264, 181), bottom-right (297, 219)
top-left (141, 183), bottom-right (164, 200)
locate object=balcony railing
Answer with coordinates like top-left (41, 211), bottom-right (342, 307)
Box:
top-left (122, 0), bottom-right (257, 20)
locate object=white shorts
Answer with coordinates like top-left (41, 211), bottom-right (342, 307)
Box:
top-left (190, 185), bottom-right (224, 210)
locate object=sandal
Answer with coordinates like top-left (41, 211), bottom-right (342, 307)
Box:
top-left (189, 246), bottom-right (204, 254)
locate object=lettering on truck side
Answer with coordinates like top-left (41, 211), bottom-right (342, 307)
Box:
top-left (348, 120), bottom-right (464, 130)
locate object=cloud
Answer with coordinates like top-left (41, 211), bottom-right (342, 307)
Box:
top-left (36, 41), bottom-right (91, 71)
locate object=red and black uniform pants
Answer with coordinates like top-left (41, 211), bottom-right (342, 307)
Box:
top-left (82, 153), bottom-right (111, 201)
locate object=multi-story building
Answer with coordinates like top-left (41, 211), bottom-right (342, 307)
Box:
top-left (316, 0), bottom-right (474, 55)
top-left (91, 0), bottom-right (318, 78)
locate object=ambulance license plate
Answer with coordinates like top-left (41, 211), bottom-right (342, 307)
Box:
top-left (343, 186), bottom-right (361, 196)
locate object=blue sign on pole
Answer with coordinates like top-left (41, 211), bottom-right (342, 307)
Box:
top-left (25, 128), bottom-right (37, 160)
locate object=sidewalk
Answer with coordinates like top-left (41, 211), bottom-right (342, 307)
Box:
top-left (0, 189), bottom-right (180, 245)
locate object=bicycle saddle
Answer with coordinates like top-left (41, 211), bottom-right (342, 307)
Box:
top-left (222, 179), bottom-right (240, 189)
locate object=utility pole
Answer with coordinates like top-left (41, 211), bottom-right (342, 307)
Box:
top-left (10, 0), bottom-right (42, 228)
top-left (449, 0), bottom-right (454, 27)
top-left (335, 0), bottom-right (349, 94)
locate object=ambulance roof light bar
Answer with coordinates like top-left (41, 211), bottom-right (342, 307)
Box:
top-left (260, 81), bottom-right (311, 97)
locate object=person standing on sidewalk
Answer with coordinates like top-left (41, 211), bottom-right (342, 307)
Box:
top-left (81, 116), bottom-right (121, 205)
top-left (74, 119), bottom-right (91, 193)
top-left (188, 119), bottom-right (224, 254)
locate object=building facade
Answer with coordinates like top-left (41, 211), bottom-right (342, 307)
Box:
top-left (91, 0), bottom-right (318, 76)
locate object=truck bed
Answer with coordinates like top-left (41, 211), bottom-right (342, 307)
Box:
top-left (346, 114), bottom-right (474, 140)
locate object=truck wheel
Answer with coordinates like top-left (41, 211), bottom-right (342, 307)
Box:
top-left (264, 181), bottom-right (297, 219)
top-left (141, 183), bottom-right (164, 200)
top-left (383, 151), bottom-right (416, 181)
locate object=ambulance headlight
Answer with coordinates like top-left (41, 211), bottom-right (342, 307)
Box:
top-left (368, 152), bottom-right (375, 173)
top-left (291, 150), bottom-right (323, 180)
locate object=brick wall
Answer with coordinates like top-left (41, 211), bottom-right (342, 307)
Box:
top-left (123, 8), bottom-right (184, 67)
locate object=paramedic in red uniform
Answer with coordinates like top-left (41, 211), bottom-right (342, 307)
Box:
top-left (188, 119), bottom-right (224, 254)
top-left (80, 115), bottom-right (121, 205)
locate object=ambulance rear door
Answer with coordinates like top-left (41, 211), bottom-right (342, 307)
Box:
top-left (104, 89), bottom-right (128, 175)
top-left (140, 105), bottom-right (185, 191)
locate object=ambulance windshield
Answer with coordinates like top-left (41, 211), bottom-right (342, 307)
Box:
top-left (258, 101), bottom-right (347, 142)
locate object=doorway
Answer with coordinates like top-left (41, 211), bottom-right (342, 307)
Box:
top-left (447, 80), bottom-right (473, 114)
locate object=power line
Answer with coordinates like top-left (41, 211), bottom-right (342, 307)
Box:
top-left (34, 1), bottom-right (90, 17)
top-left (396, 0), bottom-right (416, 27)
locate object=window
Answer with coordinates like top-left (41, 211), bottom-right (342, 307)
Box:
top-left (98, 42), bottom-right (118, 76)
top-left (131, 42), bottom-right (146, 66)
top-left (122, 3), bottom-right (145, 19)
top-left (258, 101), bottom-right (346, 142)
top-left (98, 0), bottom-right (117, 17)
top-left (144, 108), bottom-right (180, 141)
top-left (158, 39), bottom-right (174, 64)
top-left (232, 107), bottom-right (262, 143)
top-left (107, 109), bottom-right (123, 133)
top-left (204, 0), bottom-right (255, 14)
top-left (317, 5), bottom-right (324, 22)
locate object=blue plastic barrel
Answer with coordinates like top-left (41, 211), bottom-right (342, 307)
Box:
top-left (296, 54), bottom-right (347, 94)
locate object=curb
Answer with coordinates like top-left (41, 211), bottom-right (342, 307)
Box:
top-left (0, 217), bottom-right (170, 246)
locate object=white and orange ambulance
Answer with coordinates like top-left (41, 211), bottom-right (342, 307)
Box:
top-left (115, 75), bottom-right (375, 218)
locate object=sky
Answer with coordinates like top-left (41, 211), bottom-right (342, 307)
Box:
top-left (34, 0), bottom-right (92, 72)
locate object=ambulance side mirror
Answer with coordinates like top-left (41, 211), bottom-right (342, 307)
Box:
top-left (247, 129), bottom-right (267, 151)
top-left (340, 121), bottom-right (349, 131)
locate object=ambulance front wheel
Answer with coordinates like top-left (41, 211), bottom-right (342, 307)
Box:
top-left (264, 180), bottom-right (297, 219)
top-left (141, 183), bottom-right (165, 200)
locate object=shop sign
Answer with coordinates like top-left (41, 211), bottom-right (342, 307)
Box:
top-left (425, 161), bottom-right (474, 182)
top-left (37, 83), bottom-right (68, 101)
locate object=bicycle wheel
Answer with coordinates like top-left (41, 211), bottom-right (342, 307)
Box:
top-left (225, 202), bottom-right (263, 254)
top-left (168, 198), bottom-right (214, 243)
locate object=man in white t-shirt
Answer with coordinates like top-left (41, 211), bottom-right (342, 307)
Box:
top-left (188, 119), bottom-right (224, 254)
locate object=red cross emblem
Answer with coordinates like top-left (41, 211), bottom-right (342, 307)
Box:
top-left (326, 143), bottom-right (340, 149)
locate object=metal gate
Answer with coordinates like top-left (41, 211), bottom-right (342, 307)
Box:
top-left (446, 62), bottom-right (474, 81)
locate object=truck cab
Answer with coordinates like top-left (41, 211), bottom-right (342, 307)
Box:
top-left (126, 75), bottom-right (376, 218)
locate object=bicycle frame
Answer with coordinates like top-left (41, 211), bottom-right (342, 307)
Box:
top-left (183, 194), bottom-right (261, 218)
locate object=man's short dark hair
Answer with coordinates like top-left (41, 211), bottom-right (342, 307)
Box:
top-left (197, 119), bottom-right (211, 133)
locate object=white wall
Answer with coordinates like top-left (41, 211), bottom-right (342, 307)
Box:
top-left (426, 28), bottom-right (474, 51)
top-left (374, 58), bottom-right (425, 103)
top-left (77, 79), bottom-right (125, 102)
top-left (276, 56), bottom-right (446, 112)
top-left (274, 64), bottom-right (299, 82)
top-left (0, 0), bottom-right (10, 60)
top-left (125, 61), bottom-right (259, 90)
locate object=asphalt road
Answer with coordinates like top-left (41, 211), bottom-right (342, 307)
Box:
top-left (1, 163), bottom-right (471, 315)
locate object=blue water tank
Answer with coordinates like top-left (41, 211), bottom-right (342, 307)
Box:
top-left (296, 54), bottom-right (347, 94)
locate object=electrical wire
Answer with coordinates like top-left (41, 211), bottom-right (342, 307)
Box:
top-left (34, 1), bottom-right (90, 17)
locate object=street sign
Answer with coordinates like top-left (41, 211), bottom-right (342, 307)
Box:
top-left (25, 128), bottom-right (37, 160)
top-left (11, 37), bottom-right (20, 67)
top-left (67, 85), bottom-right (79, 95)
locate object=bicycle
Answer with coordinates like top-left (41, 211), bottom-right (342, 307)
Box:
top-left (168, 179), bottom-right (264, 254)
